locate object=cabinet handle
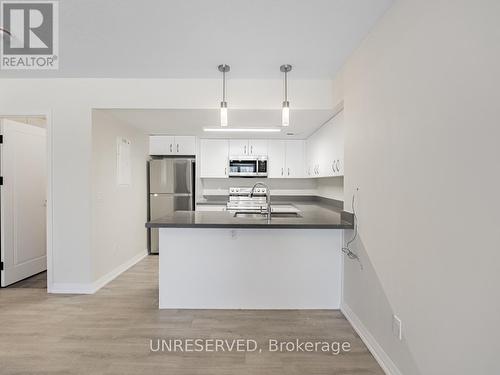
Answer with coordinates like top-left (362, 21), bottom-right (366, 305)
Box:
top-left (170, 144), bottom-right (173, 153)
top-left (177, 144), bottom-right (179, 153)
top-left (288, 168), bottom-right (290, 176)
top-left (281, 167), bottom-right (284, 176)
top-left (332, 163), bottom-right (335, 173)
top-left (250, 145), bottom-right (253, 154)
top-left (336, 160), bottom-right (340, 172)
top-left (244, 145), bottom-right (247, 154)
top-left (225, 167), bottom-right (227, 176)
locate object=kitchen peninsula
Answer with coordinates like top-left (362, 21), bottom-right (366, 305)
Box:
top-left (146, 197), bottom-right (353, 310)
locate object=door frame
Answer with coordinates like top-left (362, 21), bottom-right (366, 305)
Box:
top-left (0, 111), bottom-right (53, 291)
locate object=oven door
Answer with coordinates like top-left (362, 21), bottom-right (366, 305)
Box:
top-left (229, 159), bottom-right (258, 177)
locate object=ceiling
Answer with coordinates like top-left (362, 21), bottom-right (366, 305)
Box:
top-left (100, 109), bottom-right (337, 139)
top-left (0, 0), bottom-right (394, 78)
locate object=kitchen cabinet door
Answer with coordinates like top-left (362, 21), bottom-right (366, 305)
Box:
top-left (248, 139), bottom-right (268, 156)
top-left (267, 140), bottom-right (286, 178)
top-left (200, 139), bottom-right (229, 178)
top-left (174, 136), bottom-right (196, 155)
top-left (149, 135), bottom-right (175, 155)
top-left (285, 140), bottom-right (305, 178)
top-left (229, 139), bottom-right (249, 156)
top-left (333, 111), bottom-right (345, 176)
top-left (306, 133), bottom-right (319, 177)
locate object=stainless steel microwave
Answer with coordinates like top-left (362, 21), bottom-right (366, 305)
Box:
top-left (228, 156), bottom-right (268, 177)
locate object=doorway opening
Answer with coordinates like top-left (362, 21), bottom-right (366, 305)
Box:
top-left (0, 116), bottom-right (48, 289)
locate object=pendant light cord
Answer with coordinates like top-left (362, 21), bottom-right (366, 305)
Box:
top-left (284, 71), bottom-right (288, 102)
top-left (222, 70), bottom-right (226, 103)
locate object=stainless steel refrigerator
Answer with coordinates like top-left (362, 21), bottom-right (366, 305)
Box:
top-left (148, 158), bottom-right (195, 254)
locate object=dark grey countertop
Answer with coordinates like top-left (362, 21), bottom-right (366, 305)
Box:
top-left (146, 201), bottom-right (354, 229)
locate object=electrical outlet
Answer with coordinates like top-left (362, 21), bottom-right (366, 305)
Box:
top-left (392, 315), bottom-right (402, 340)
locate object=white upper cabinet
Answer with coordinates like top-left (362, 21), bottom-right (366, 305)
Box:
top-left (306, 111), bottom-right (344, 177)
top-left (285, 140), bottom-right (306, 178)
top-left (229, 139), bottom-right (268, 156)
top-left (267, 140), bottom-right (286, 178)
top-left (149, 135), bottom-right (175, 155)
top-left (268, 140), bottom-right (305, 178)
top-left (229, 139), bottom-right (249, 156)
top-left (149, 135), bottom-right (195, 156)
top-left (248, 140), bottom-right (268, 156)
top-left (174, 136), bottom-right (196, 155)
top-left (200, 139), bottom-right (229, 178)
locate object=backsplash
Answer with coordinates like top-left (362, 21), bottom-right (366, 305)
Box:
top-left (200, 178), bottom-right (317, 197)
top-left (199, 177), bottom-right (343, 201)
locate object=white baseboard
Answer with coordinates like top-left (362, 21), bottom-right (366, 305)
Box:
top-left (49, 282), bottom-right (95, 294)
top-left (49, 250), bottom-right (148, 294)
top-left (341, 302), bottom-right (403, 375)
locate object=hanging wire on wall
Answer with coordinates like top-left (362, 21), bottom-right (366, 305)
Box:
top-left (342, 188), bottom-right (363, 269)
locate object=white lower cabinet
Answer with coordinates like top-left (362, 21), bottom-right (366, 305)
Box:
top-left (200, 139), bottom-right (229, 178)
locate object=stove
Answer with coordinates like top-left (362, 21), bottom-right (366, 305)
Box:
top-left (226, 187), bottom-right (268, 212)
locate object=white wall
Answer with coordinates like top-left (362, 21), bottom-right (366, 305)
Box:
top-left (91, 110), bottom-right (148, 282)
top-left (0, 78), bottom-right (334, 290)
top-left (340, 1), bottom-right (500, 374)
top-left (316, 177), bottom-right (344, 201)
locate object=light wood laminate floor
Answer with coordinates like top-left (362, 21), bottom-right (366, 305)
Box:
top-left (0, 256), bottom-right (383, 374)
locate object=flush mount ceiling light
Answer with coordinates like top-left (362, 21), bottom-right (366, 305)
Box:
top-left (218, 64), bottom-right (230, 127)
top-left (280, 64), bottom-right (292, 127)
top-left (203, 128), bottom-right (282, 133)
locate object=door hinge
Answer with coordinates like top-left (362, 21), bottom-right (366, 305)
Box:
top-left (0, 176), bottom-right (3, 185)
top-left (0, 262), bottom-right (4, 271)
top-left (0, 134), bottom-right (3, 143)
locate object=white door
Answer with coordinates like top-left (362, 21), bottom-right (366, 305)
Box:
top-left (200, 139), bottom-right (229, 178)
top-left (267, 140), bottom-right (286, 178)
top-left (149, 135), bottom-right (175, 155)
top-left (174, 136), bottom-right (196, 155)
top-left (248, 140), bottom-right (268, 156)
top-left (1, 119), bottom-right (47, 286)
top-left (285, 140), bottom-right (306, 178)
top-left (229, 139), bottom-right (249, 156)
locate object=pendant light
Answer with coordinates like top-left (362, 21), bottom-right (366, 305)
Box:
top-left (218, 64), bottom-right (230, 127)
top-left (280, 64), bottom-right (292, 127)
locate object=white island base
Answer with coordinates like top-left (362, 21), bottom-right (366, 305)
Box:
top-left (159, 228), bottom-right (342, 309)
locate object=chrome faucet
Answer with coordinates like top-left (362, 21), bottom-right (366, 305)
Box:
top-left (250, 182), bottom-right (271, 221)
